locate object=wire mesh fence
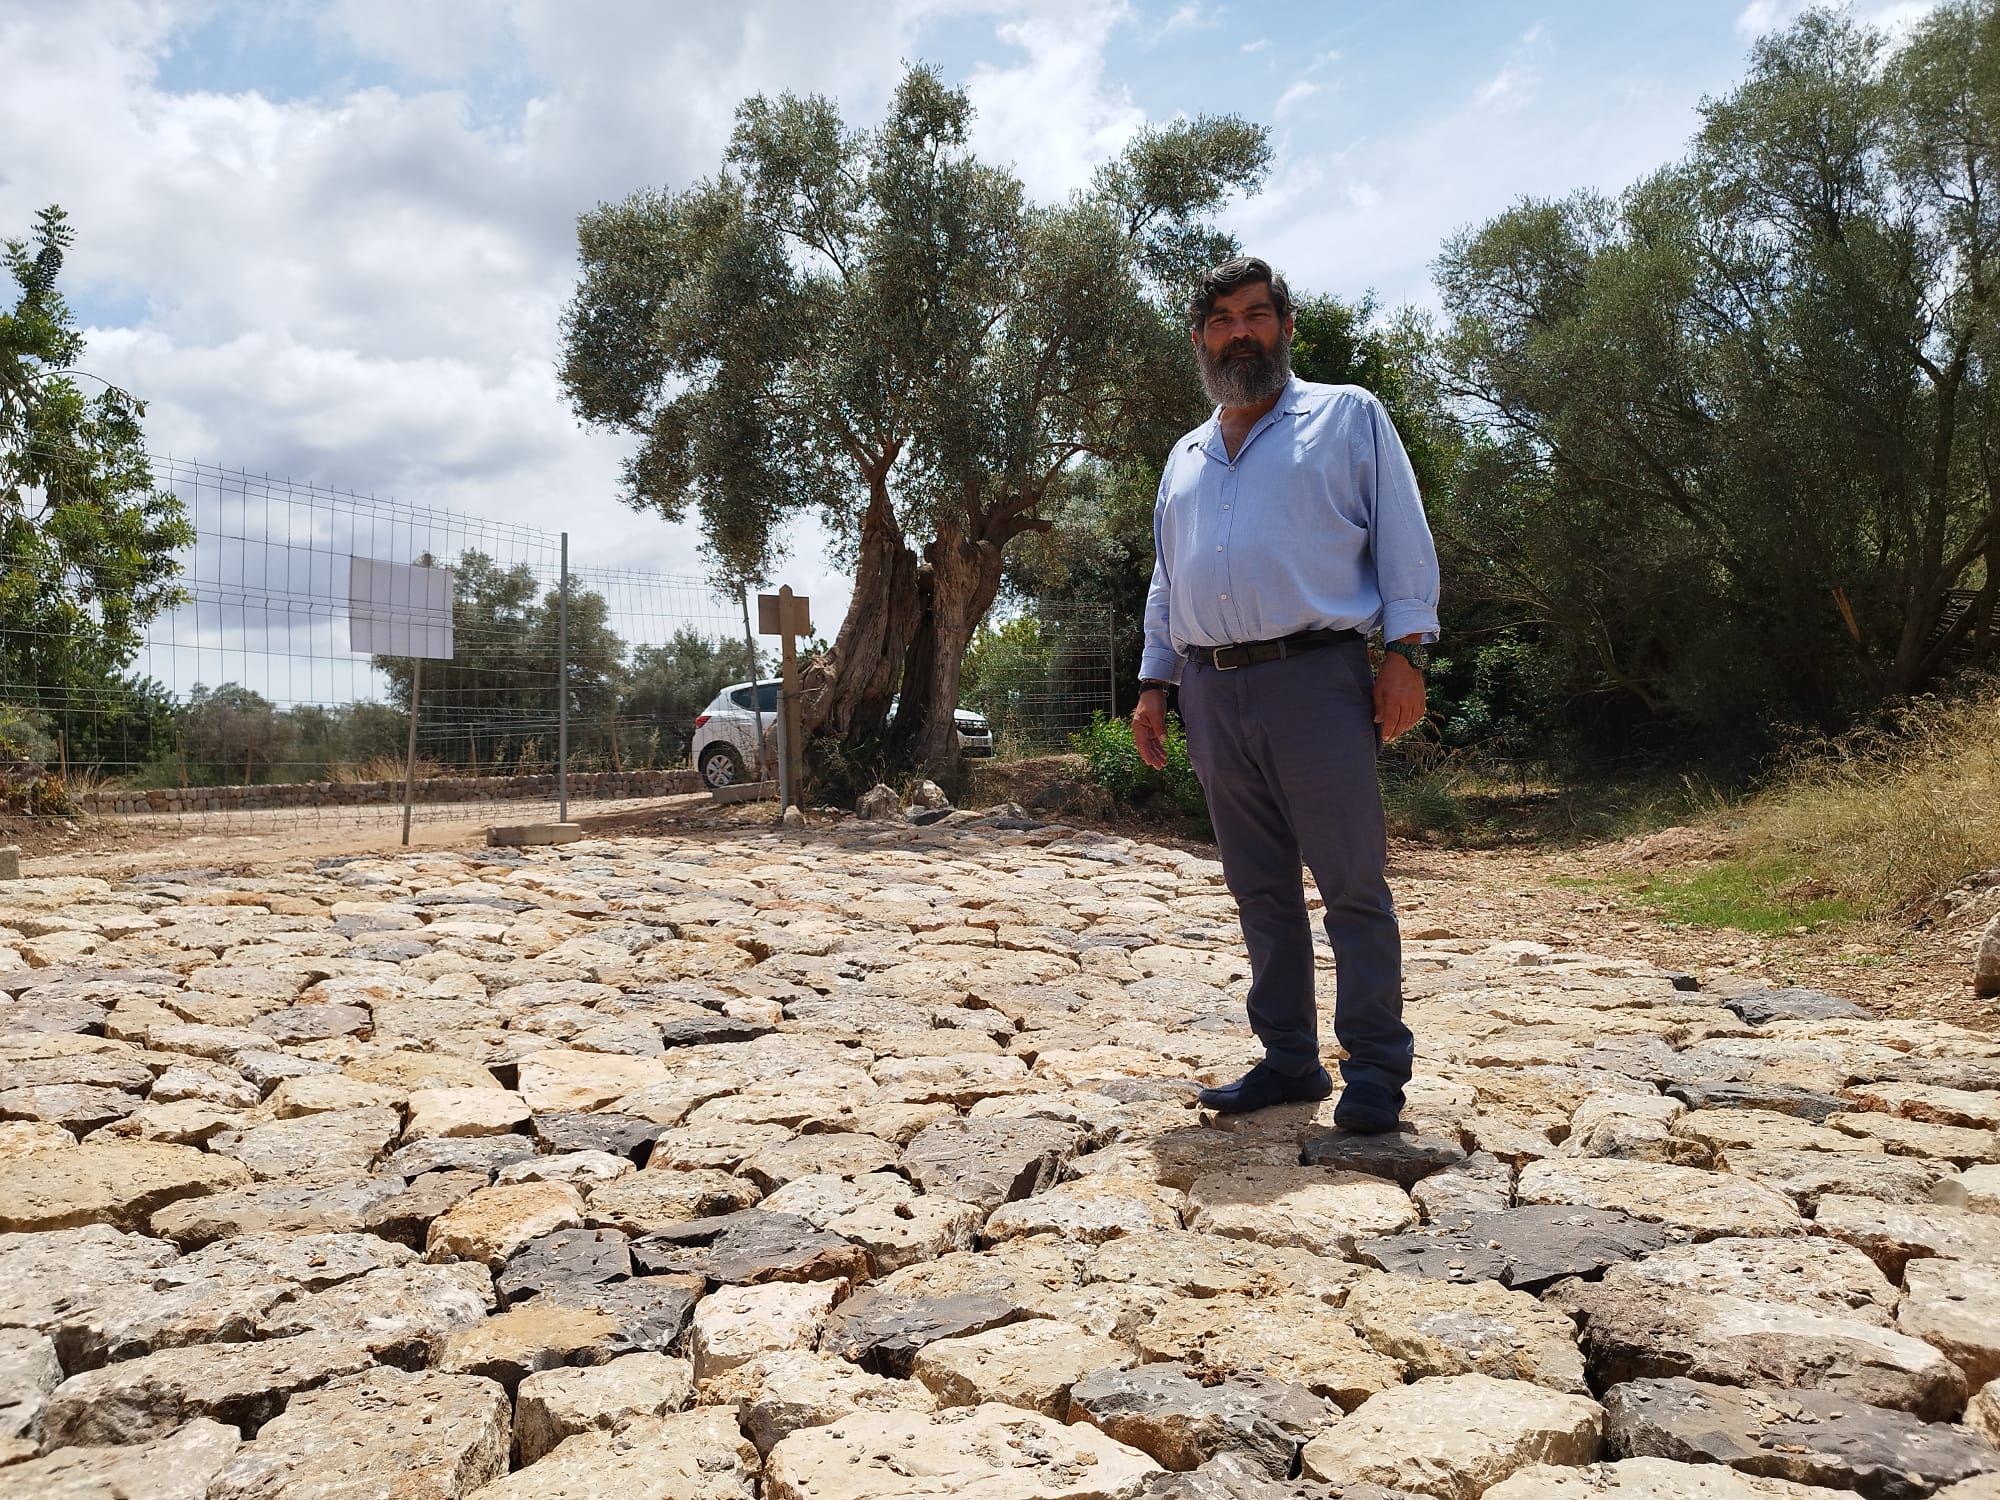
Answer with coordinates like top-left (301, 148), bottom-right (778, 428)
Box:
top-left (958, 602), bottom-right (1118, 757)
top-left (4, 453), bottom-right (754, 832)
top-left (4, 452), bottom-right (1122, 837)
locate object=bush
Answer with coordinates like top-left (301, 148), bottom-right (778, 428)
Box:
top-left (1071, 712), bottom-right (1211, 836)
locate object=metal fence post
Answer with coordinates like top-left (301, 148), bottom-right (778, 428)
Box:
top-left (558, 532), bottom-right (569, 825)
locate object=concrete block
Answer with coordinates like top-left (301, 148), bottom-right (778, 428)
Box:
top-left (486, 823), bottom-right (584, 847)
top-left (710, 781), bottom-right (778, 806)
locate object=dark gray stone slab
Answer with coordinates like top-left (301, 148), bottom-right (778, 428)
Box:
top-left (1068, 1362), bottom-right (1338, 1477)
top-left (1300, 1128), bottom-right (1466, 1187)
top-left (332, 913), bottom-right (423, 938)
top-left (385, 1134), bottom-right (538, 1181)
top-left (0, 1083), bottom-right (141, 1135)
top-left (1091, 1077), bottom-right (1205, 1105)
top-left (250, 1005), bottom-right (371, 1044)
top-left (496, 1227), bottom-right (632, 1306)
top-left (408, 891), bottom-right (536, 913)
top-left (0, 1054), bottom-right (154, 1092)
top-left (901, 1117), bottom-right (1086, 1212)
top-left (150, 1178), bottom-right (407, 1249)
top-left (0, 997), bottom-right (107, 1034)
top-left (1862, 1057), bottom-right (2000, 1093)
top-left (1605, 1376), bottom-right (2000, 1500)
top-left (628, 1210), bottom-right (869, 1288)
top-left (344, 939), bottom-right (433, 963)
top-left (655, 1015), bottom-right (774, 1047)
top-left (818, 1288), bottom-right (1020, 1377)
top-left (529, 1275), bottom-right (701, 1359)
top-left (529, 1112), bottom-right (664, 1163)
top-left (1140, 1459), bottom-right (1409, 1500)
top-left (236, 1051), bottom-right (338, 1093)
top-left (363, 1171), bottom-right (486, 1250)
top-left (10, 967), bottom-right (184, 995)
top-left (1665, 1081), bottom-right (1850, 1122)
top-left (1723, 986), bottom-right (1873, 1025)
top-left (1357, 1205), bottom-right (1670, 1291)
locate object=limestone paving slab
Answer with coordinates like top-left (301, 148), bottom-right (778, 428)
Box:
top-left (761, 1402), bottom-right (1162, 1500)
top-left (4, 824), bottom-right (1992, 1498)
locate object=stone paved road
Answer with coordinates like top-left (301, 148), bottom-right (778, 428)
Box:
top-left (3, 813), bottom-right (2000, 1498)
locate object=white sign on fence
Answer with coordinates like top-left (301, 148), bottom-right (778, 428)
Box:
top-left (346, 557), bottom-right (455, 660)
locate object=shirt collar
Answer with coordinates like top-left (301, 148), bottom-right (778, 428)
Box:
top-left (1186, 376), bottom-right (1310, 452)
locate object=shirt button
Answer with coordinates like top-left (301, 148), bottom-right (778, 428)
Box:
top-left (1223, 505), bottom-right (1230, 511)
top-left (1219, 593), bottom-right (1228, 600)
top-left (1215, 545), bottom-right (1223, 552)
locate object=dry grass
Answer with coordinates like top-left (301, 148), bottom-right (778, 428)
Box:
top-left (1728, 688), bottom-right (2000, 919)
top-left (330, 755), bottom-right (448, 784)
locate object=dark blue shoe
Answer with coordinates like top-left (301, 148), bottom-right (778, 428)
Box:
top-left (1331, 1093), bottom-right (1404, 1134)
top-left (1198, 1062), bottom-right (1334, 1114)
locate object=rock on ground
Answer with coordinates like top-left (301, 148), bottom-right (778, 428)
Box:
top-left (1298, 1373), bottom-right (1604, 1498)
top-left (762, 1403), bottom-right (1162, 1499)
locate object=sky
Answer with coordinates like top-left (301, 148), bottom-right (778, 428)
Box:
top-left (1, 0), bottom-right (1942, 650)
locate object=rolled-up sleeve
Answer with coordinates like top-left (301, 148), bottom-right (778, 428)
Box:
top-left (1138, 462), bottom-right (1184, 684)
top-left (1362, 397), bottom-right (1441, 644)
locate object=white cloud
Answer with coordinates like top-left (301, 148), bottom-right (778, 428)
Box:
top-left (0, 0), bottom-right (951, 652)
top-left (1476, 24), bottom-right (1546, 111)
top-left (962, 2), bottom-right (1145, 199)
top-left (1153, 0), bottom-right (1202, 41)
top-left (1739, 0), bottom-right (1935, 36)
top-left (1241, 37), bottom-right (1269, 54)
top-left (1275, 79), bottom-right (1318, 115)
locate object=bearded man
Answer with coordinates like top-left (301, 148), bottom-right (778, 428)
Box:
top-left (1134, 256), bottom-right (1440, 1130)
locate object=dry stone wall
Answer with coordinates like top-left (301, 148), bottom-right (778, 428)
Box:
top-left (77, 768), bottom-right (701, 817)
top-left (1, 815), bottom-right (1998, 1497)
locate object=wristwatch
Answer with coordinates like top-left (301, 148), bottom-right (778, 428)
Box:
top-left (1382, 641), bottom-right (1429, 674)
top-left (1138, 679), bottom-right (1172, 693)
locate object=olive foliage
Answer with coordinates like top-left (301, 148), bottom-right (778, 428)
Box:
top-left (560, 66), bottom-right (1267, 777)
top-left (1437, 4), bottom-right (2000, 751)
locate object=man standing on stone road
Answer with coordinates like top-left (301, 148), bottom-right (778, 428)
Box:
top-left (1133, 255), bottom-right (1439, 1131)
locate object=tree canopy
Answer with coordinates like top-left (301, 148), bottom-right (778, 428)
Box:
top-left (1, 206), bottom-right (192, 748)
top-left (1435, 3), bottom-right (2000, 753)
top-left (560, 65), bottom-right (1268, 780)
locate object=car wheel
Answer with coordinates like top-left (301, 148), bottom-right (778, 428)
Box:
top-left (699, 743), bottom-right (744, 789)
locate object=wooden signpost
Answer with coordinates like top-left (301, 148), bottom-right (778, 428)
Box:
top-left (756, 587), bottom-right (810, 812)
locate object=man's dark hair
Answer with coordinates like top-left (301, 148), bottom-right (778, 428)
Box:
top-left (1187, 256), bottom-right (1293, 331)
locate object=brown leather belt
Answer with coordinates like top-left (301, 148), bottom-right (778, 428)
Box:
top-left (1190, 627), bottom-right (1359, 671)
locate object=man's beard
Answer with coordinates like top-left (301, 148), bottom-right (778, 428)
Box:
top-left (1196, 333), bottom-right (1292, 408)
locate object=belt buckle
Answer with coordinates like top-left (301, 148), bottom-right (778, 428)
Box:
top-left (1213, 644), bottom-right (1245, 671)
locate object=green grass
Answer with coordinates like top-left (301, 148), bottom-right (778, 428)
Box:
top-left (1624, 858), bottom-right (1859, 934)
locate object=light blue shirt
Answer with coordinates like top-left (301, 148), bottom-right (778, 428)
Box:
top-left (1139, 376), bottom-right (1441, 686)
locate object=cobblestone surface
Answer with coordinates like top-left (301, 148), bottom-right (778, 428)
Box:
top-left (2, 814), bottom-right (1998, 1497)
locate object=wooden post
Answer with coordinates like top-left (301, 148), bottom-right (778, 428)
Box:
top-left (401, 656), bottom-right (422, 847)
top-left (779, 585), bottom-right (803, 809)
top-left (757, 588), bottom-right (811, 813)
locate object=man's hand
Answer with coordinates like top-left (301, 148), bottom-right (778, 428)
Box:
top-left (1133, 687), bottom-right (1170, 770)
top-left (1374, 652), bottom-right (1427, 743)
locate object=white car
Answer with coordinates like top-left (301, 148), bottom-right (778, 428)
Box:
top-left (691, 681), bottom-right (993, 789)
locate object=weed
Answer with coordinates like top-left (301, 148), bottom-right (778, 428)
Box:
top-left (1727, 688), bottom-right (2000, 918)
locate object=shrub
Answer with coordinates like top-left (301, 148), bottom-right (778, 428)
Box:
top-left (1071, 712), bottom-right (1211, 836)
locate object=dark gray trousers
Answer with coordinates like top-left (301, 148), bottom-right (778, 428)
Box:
top-left (1177, 638), bottom-right (1413, 1111)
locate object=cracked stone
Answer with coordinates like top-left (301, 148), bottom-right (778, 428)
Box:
top-left (1067, 1362), bottom-right (1338, 1476)
top-left (1604, 1375), bottom-right (2000, 1499)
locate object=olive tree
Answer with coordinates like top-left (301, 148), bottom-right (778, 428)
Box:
top-left (1436, 5), bottom-right (2000, 748)
top-left (560, 66), bottom-right (1266, 779)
